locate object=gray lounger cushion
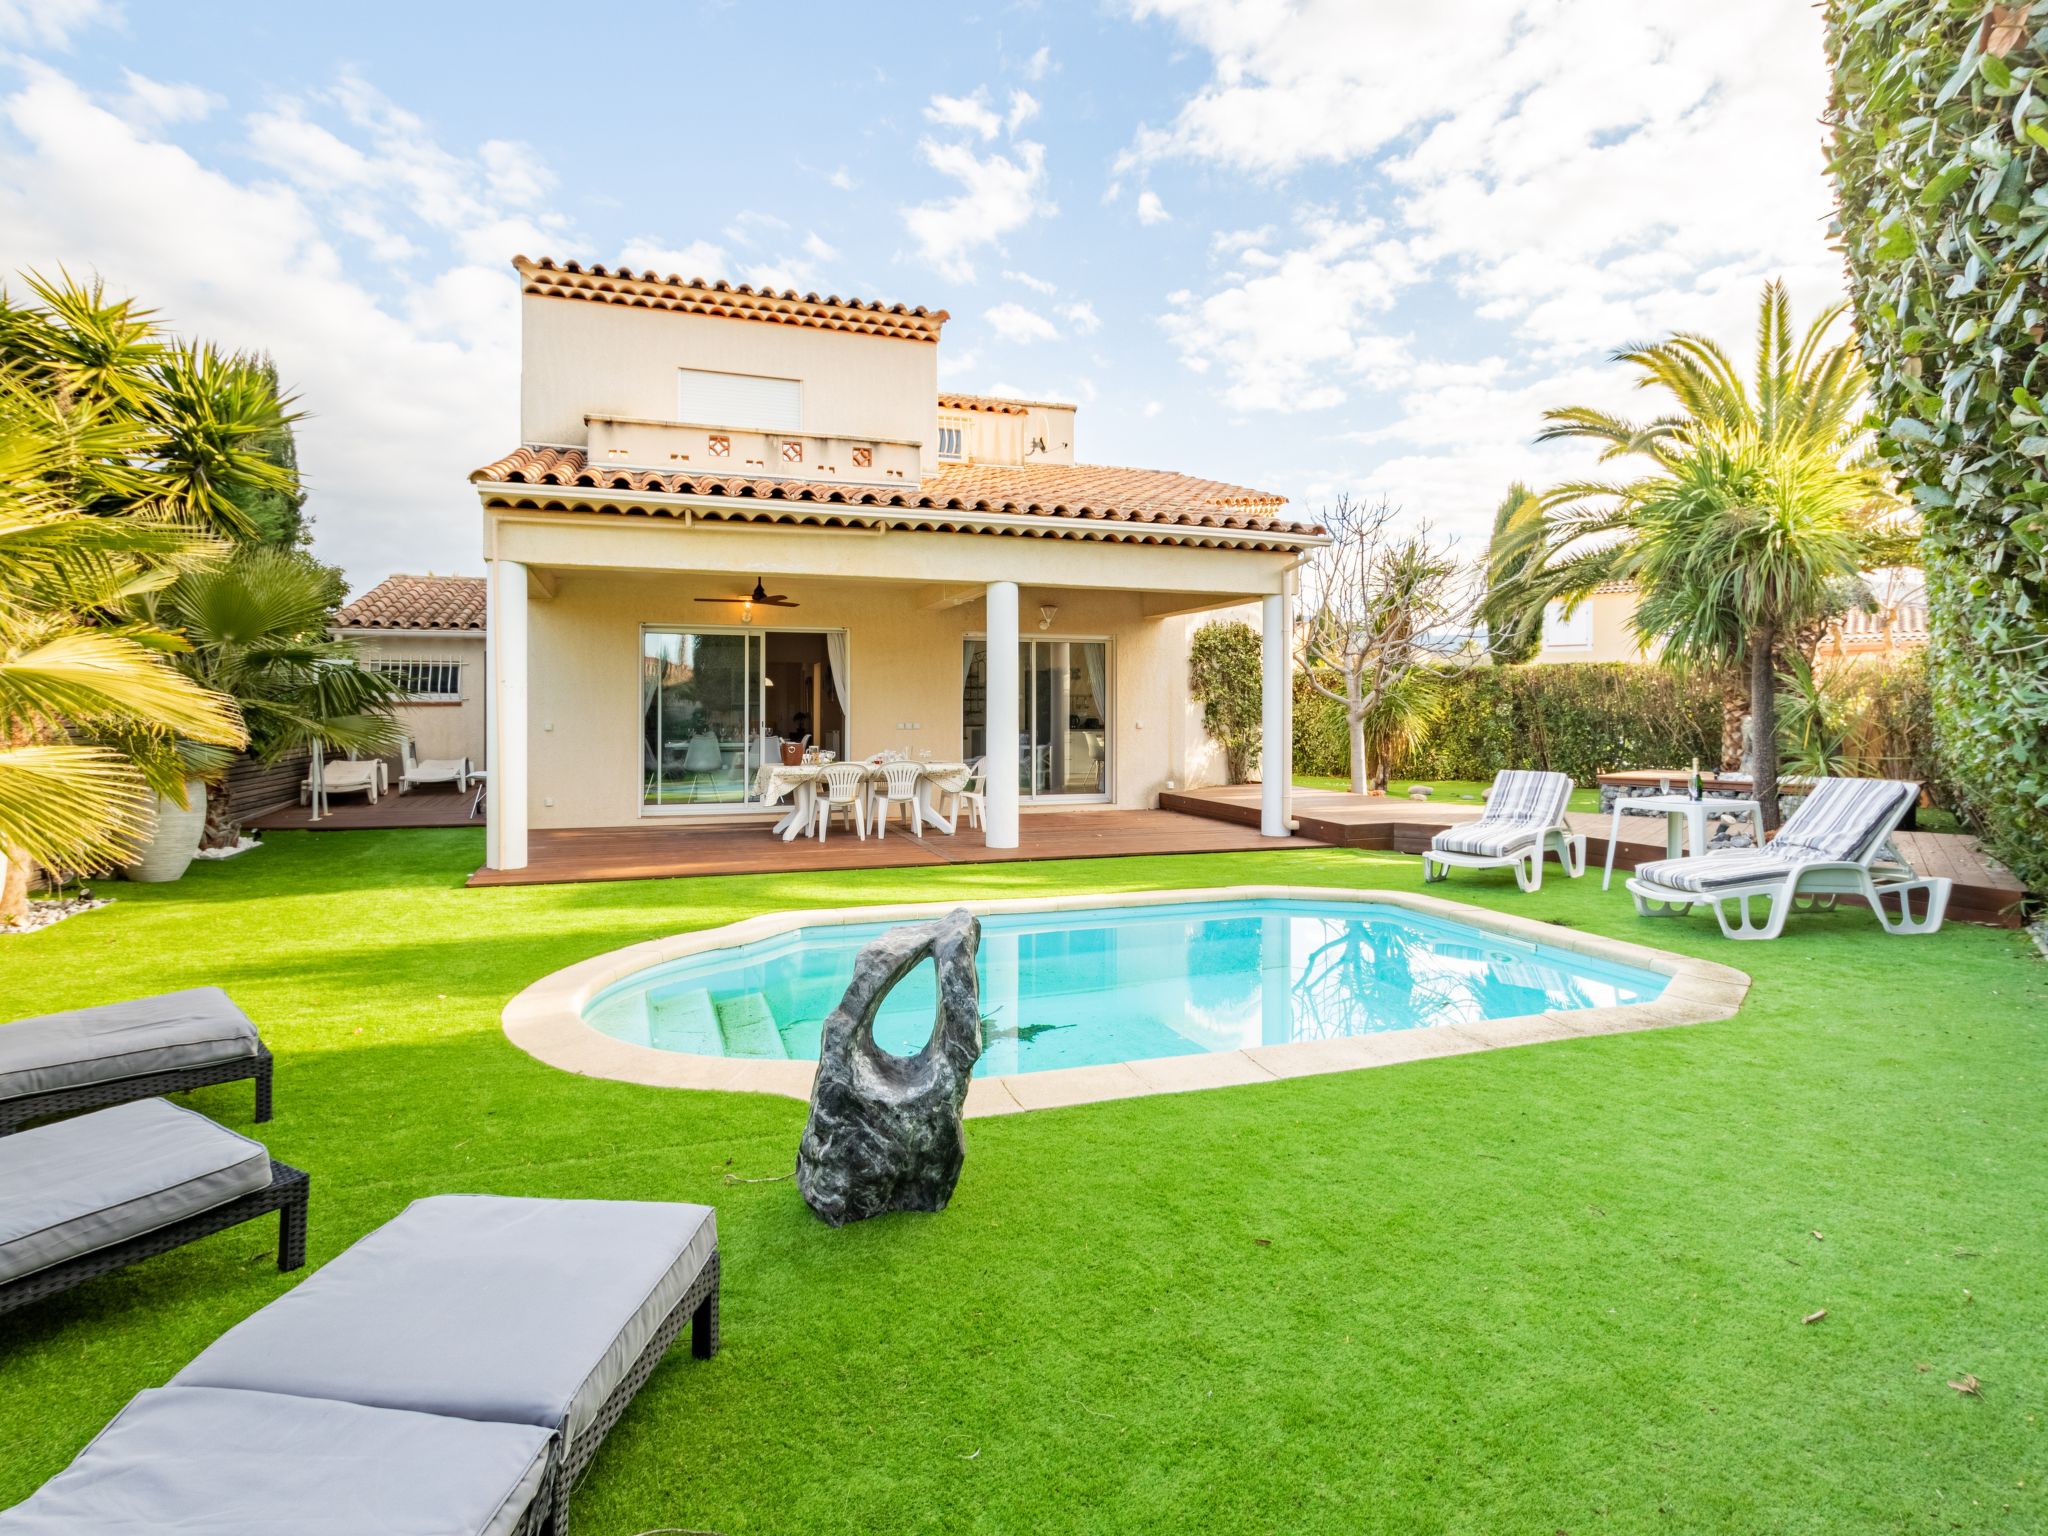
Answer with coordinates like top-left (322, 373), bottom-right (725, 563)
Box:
top-left (0, 1387), bottom-right (552, 1536)
top-left (175, 1194), bottom-right (717, 1442)
top-left (0, 1098), bottom-right (272, 1282)
top-left (0, 986), bottom-right (260, 1100)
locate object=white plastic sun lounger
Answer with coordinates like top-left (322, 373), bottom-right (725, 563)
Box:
top-left (400, 738), bottom-right (471, 793)
top-left (1421, 769), bottom-right (1584, 893)
top-left (1626, 776), bottom-right (1950, 940)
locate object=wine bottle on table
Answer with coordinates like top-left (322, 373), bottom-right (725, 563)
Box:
top-left (1689, 757), bottom-right (1703, 802)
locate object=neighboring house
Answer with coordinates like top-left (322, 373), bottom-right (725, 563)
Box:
top-left (1527, 574), bottom-right (1929, 666)
top-left (471, 256), bottom-right (1322, 872)
top-left (335, 574), bottom-right (489, 773)
top-left (1528, 582), bottom-right (1659, 665)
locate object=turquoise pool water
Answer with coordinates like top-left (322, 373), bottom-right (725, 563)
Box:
top-left (582, 898), bottom-right (1668, 1077)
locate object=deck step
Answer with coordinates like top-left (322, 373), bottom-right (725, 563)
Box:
top-left (716, 991), bottom-right (789, 1059)
top-left (647, 988), bottom-right (724, 1054)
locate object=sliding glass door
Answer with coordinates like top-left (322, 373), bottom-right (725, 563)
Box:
top-left (642, 630), bottom-right (758, 806)
top-left (642, 626), bottom-right (850, 809)
top-left (962, 636), bottom-right (1110, 800)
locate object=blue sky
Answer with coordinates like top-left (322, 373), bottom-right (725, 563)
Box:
top-left (1, 0), bottom-right (1844, 592)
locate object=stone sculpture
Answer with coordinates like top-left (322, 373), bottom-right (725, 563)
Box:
top-left (796, 908), bottom-right (984, 1226)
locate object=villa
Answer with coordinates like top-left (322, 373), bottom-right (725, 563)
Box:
top-left (469, 257), bottom-right (1324, 874)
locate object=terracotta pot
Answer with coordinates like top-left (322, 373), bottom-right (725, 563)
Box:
top-left (120, 779), bottom-right (208, 884)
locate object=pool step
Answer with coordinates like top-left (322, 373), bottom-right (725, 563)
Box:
top-left (646, 988), bottom-right (723, 1055)
top-left (715, 991), bottom-right (788, 1059)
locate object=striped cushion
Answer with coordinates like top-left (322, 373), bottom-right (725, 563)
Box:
top-left (1772, 778), bottom-right (1916, 863)
top-left (1633, 778), bottom-right (1916, 893)
top-left (1632, 850), bottom-right (1802, 893)
top-left (1431, 770), bottom-right (1571, 857)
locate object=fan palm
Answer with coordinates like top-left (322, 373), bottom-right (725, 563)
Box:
top-left (1506, 281), bottom-right (1914, 826)
top-left (0, 373), bottom-right (245, 921)
top-left (153, 547), bottom-right (403, 841)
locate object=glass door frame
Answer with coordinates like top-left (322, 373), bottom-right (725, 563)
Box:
top-left (638, 621), bottom-right (850, 817)
top-left (963, 632), bottom-right (1114, 804)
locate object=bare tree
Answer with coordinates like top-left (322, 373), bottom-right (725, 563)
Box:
top-left (1299, 497), bottom-right (1470, 795)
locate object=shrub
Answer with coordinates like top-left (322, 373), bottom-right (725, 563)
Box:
top-left (1295, 663), bottom-right (1723, 784)
top-left (1826, 2), bottom-right (2048, 891)
top-left (1188, 620), bottom-right (1263, 783)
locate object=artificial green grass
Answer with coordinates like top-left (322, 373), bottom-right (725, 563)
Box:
top-left (1294, 774), bottom-right (1606, 813)
top-left (2, 831), bottom-right (2042, 1534)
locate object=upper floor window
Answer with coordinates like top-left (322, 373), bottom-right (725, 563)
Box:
top-left (937, 416), bottom-right (968, 460)
top-left (677, 368), bottom-right (801, 432)
top-left (370, 659), bottom-right (463, 701)
top-left (1541, 600), bottom-right (1592, 650)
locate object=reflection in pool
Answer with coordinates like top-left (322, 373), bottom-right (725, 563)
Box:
top-left (582, 898), bottom-right (1667, 1077)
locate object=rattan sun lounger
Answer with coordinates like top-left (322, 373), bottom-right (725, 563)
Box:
top-left (0, 987), bottom-right (273, 1135)
top-left (0, 1387), bottom-right (555, 1535)
top-left (0, 1097), bottom-right (308, 1317)
top-left (170, 1193), bottom-right (720, 1535)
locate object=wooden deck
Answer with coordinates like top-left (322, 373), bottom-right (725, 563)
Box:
top-left (1163, 784), bottom-right (2026, 927)
top-left (465, 808), bottom-right (1310, 888)
top-left (247, 786), bottom-right (478, 831)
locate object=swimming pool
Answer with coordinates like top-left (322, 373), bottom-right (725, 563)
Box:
top-left (580, 896), bottom-right (1669, 1077)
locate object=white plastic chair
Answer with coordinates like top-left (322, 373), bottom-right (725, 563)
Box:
top-left (933, 756), bottom-right (987, 833)
top-left (868, 760), bottom-right (924, 839)
top-left (812, 762), bottom-right (869, 842)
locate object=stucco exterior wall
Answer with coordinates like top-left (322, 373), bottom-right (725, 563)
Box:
top-left (1530, 588), bottom-right (1656, 665)
top-left (345, 632), bottom-right (488, 768)
top-left (520, 295), bottom-right (940, 472)
top-left (518, 572), bottom-right (1211, 830)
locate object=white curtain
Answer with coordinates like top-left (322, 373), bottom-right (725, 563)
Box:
top-left (824, 630), bottom-right (850, 716)
top-left (640, 643), bottom-right (660, 772)
top-left (1081, 643), bottom-right (1107, 725)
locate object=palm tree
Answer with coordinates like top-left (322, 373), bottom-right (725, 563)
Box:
top-left (153, 548), bottom-right (403, 843)
top-left (1479, 482), bottom-right (1545, 663)
top-left (1510, 282), bottom-right (1913, 826)
top-left (0, 373), bottom-right (245, 921)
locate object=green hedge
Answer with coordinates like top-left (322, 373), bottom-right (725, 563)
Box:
top-left (1827, 1), bottom-right (2048, 894)
top-left (1294, 663), bottom-right (1723, 784)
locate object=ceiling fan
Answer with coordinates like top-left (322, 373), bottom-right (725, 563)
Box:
top-left (694, 578), bottom-right (798, 611)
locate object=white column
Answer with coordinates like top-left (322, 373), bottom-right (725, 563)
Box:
top-left (985, 580), bottom-right (1020, 848)
top-left (488, 558), bottom-right (530, 870)
top-left (1261, 587), bottom-right (1291, 838)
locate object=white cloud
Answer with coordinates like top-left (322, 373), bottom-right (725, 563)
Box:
top-left (901, 133), bottom-right (1052, 283)
top-left (1142, 399), bottom-right (1164, 418)
top-left (1022, 45), bottom-right (1052, 82)
top-left (1161, 210), bottom-right (1420, 411)
top-left (1003, 268), bottom-right (1057, 295)
top-left (1127, 1), bottom-right (1843, 359)
top-left (924, 91), bottom-right (1002, 140)
top-left (619, 238), bottom-right (729, 279)
top-left (827, 166), bottom-right (857, 191)
top-left (985, 300), bottom-right (1060, 344)
top-left (1135, 189), bottom-right (1169, 225)
top-left (119, 70), bottom-right (219, 127)
top-left (1005, 89), bottom-right (1040, 134)
top-left (0, 0), bottom-right (111, 48)
top-left (0, 62), bottom-right (521, 588)
top-left (1057, 300), bottom-right (1101, 334)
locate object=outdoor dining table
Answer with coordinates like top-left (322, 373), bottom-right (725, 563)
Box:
top-left (752, 760), bottom-right (973, 842)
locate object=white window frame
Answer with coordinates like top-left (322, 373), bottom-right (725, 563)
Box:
top-left (963, 633), bottom-right (1114, 804)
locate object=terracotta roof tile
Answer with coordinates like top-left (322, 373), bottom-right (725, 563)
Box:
top-left (516, 257), bottom-right (947, 343)
top-left (337, 574), bottom-right (487, 632)
top-left (471, 445), bottom-right (1320, 547)
top-left (937, 392), bottom-right (1075, 415)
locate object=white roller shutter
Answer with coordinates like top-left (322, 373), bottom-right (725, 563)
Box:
top-left (677, 369), bottom-right (802, 431)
